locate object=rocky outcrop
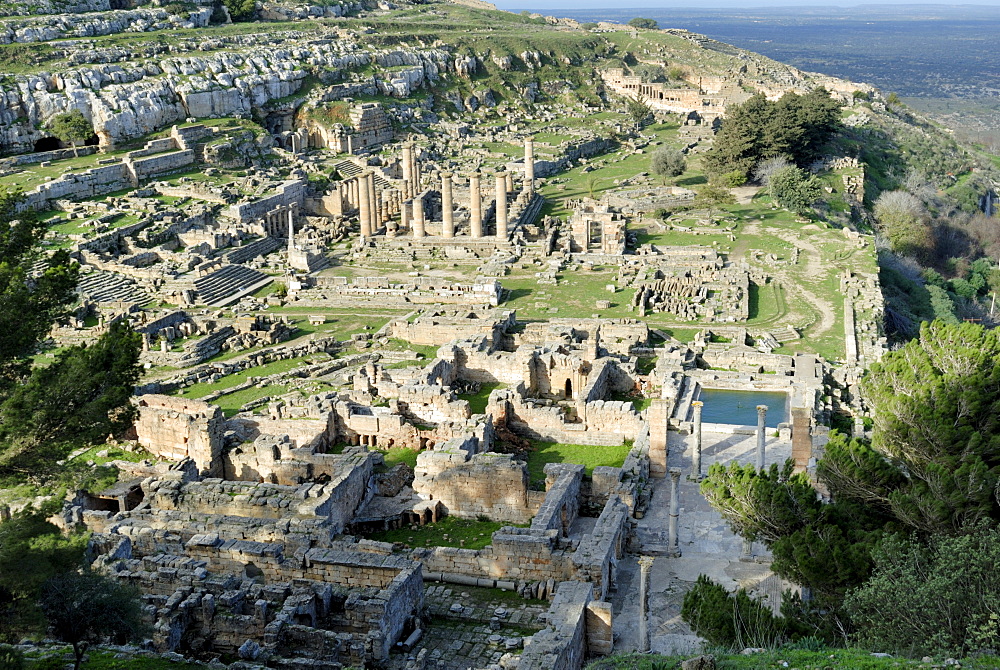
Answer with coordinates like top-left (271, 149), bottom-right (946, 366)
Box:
top-left (0, 7), bottom-right (212, 44)
top-left (0, 41), bottom-right (463, 152)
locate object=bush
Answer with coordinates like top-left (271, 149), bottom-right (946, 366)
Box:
top-left (220, 0), bottom-right (255, 22)
top-left (845, 524), bottom-right (1000, 657)
top-left (0, 645), bottom-right (24, 670)
top-left (681, 575), bottom-right (785, 649)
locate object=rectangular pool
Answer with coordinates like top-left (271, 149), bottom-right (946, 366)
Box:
top-left (695, 389), bottom-right (788, 428)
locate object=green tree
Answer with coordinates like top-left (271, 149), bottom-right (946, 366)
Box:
top-left (0, 192), bottom-right (79, 383)
top-left (580, 22), bottom-right (598, 30)
top-left (45, 111), bottom-right (93, 158)
top-left (39, 570), bottom-right (148, 670)
top-left (220, 0), bottom-right (255, 22)
top-left (768, 165), bottom-right (824, 214)
top-left (627, 17), bottom-right (657, 29)
top-left (0, 510), bottom-right (87, 642)
top-left (624, 94), bottom-right (651, 130)
top-left (703, 90), bottom-right (841, 181)
top-left (650, 146), bottom-right (686, 184)
top-left (0, 320), bottom-right (142, 476)
top-left (693, 183), bottom-right (736, 222)
top-left (862, 320), bottom-right (1000, 534)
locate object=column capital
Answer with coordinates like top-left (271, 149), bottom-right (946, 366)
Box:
top-left (692, 400), bottom-right (704, 408)
top-left (669, 467), bottom-right (682, 481)
top-left (638, 556), bottom-right (655, 570)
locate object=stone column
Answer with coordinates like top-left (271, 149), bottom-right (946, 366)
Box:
top-left (741, 537), bottom-right (754, 562)
top-left (756, 405), bottom-right (768, 471)
top-left (401, 200), bottom-right (411, 233)
top-left (350, 178), bottom-right (359, 209)
top-left (286, 206), bottom-right (295, 254)
top-left (413, 195), bottom-right (425, 238)
top-left (638, 556), bottom-right (655, 653)
top-left (668, 467), bottom-right (681, 557)
top-left (691, 400), bottom-right (703, 481)
top-left (469, 171), bottom-right (482, 238)
top-left (495, 172), bottom-right (508, 239)
top-left (367, 172), bottom-right (379, 231)
top-left (524, 137), bottom-right (535, 193)
top-left (358, 175), bottom-right (372, 239)
top-left (402, 143), bottom-right (413, 189)
top-left (505, 171), bottom-right (514, 193)
top-left (440, 171), bottom-right (455, 238)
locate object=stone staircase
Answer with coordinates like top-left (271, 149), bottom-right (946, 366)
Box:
top-left (222, 236), bottom-right (282, 264)
top-left (77, 270), bottom-right (151, 305)
top-left (193, 264), bottom-right (272, 307)
top-left (333, 161), bottom-right (392, 189)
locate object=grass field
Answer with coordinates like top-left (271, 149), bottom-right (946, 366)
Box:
top-left (525, 440), bottom-right (633, 488)
top-left (364, 515), bottom-right (518, 550)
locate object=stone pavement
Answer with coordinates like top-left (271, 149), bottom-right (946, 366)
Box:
top-left (612, 429), bottom-right (796, 655)
top-left (389, 583), bottom-right (548, 670)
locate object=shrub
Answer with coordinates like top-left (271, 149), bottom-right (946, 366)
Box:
top-left (681, 575), bottom-right (785, 649)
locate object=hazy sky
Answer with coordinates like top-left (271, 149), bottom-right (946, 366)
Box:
top-left (496, 1), bottom-right (1000, 7)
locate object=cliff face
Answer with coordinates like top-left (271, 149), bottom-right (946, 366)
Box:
top-left (0, 42), bottom-right (458, 152)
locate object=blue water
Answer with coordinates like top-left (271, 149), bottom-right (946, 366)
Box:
top-left (696, 389), bottom-right (788, 428)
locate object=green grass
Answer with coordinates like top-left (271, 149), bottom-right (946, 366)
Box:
top-left (458, 382), bottom-right (505, 414)
top-left (589, 650), bottom-right (1000, 670)
top-left (26, 649), bottom-right (203, 670)
top-left (364, 515), bottom-right (521, 550)
top-left (69, 445), bottom-right (155, 466)
top-left (214, 385), bottom-right (291, 417)
top-left (525, 440), bottom-right (632, 488)
top-left (175, 357), bottom-right (310, 399)
top-left (377, 446), bottom-right (421, 470)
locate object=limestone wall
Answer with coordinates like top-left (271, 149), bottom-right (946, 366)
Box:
top-left (134, 394), bottom-right (225, 476)
top-left (516, 581), bottom-right (594, 670)
top-left (413, 452), bottom-right (536, 524)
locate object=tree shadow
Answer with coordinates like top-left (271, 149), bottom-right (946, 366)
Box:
top-left (677, 175), bottom-right (708, 186)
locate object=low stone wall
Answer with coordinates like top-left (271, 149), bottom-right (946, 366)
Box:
top-left (517, 581), bottom-right (598, 670)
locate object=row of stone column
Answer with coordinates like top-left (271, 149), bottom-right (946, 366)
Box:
top-left (688, 401), bottom-right (769, 481)
top-left (398, 170), bottom-right (513, 240)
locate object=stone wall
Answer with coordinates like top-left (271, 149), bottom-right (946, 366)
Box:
top-left (413, 452), bottom-right (536, 524)
top-left (134, 394), bottom-right (225, 476)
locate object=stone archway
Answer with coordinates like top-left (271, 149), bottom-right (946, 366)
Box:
top-left (564, 378), bottom-right (573, 399)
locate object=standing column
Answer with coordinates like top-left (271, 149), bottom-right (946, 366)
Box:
top-left (358, 175), bottom-right (372, 239)
top-left (495, 171), bottom-right (508, 239)
top-left (286, 206), bottom-right (295, 255)
top-left (367, 172), bottom-right (379, 231)
top-left (668, 467), bottom-right (681, 557)
top-left (505, 171), bottom-right (514, 193)
top-left (691, 400), bottom-right (703, 481)
top-left (400, 200), bottom-right (411, 232)
top-left (402, 143), bottom-right (413, 191)
top-left (413, 195), bottom-right (425, 238)
top-left (440, 171), bottom-right (455, 238)
top-left (756, 405), bottom-right (768, 471)
top-left (524, 137), bottom-right (535, 193)
top-left (638, 556), bottom-right (655, 653)
top-left (469, 172), bottom-right (482, 238)
top-left (350, 178), bottom-right (359, 209)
